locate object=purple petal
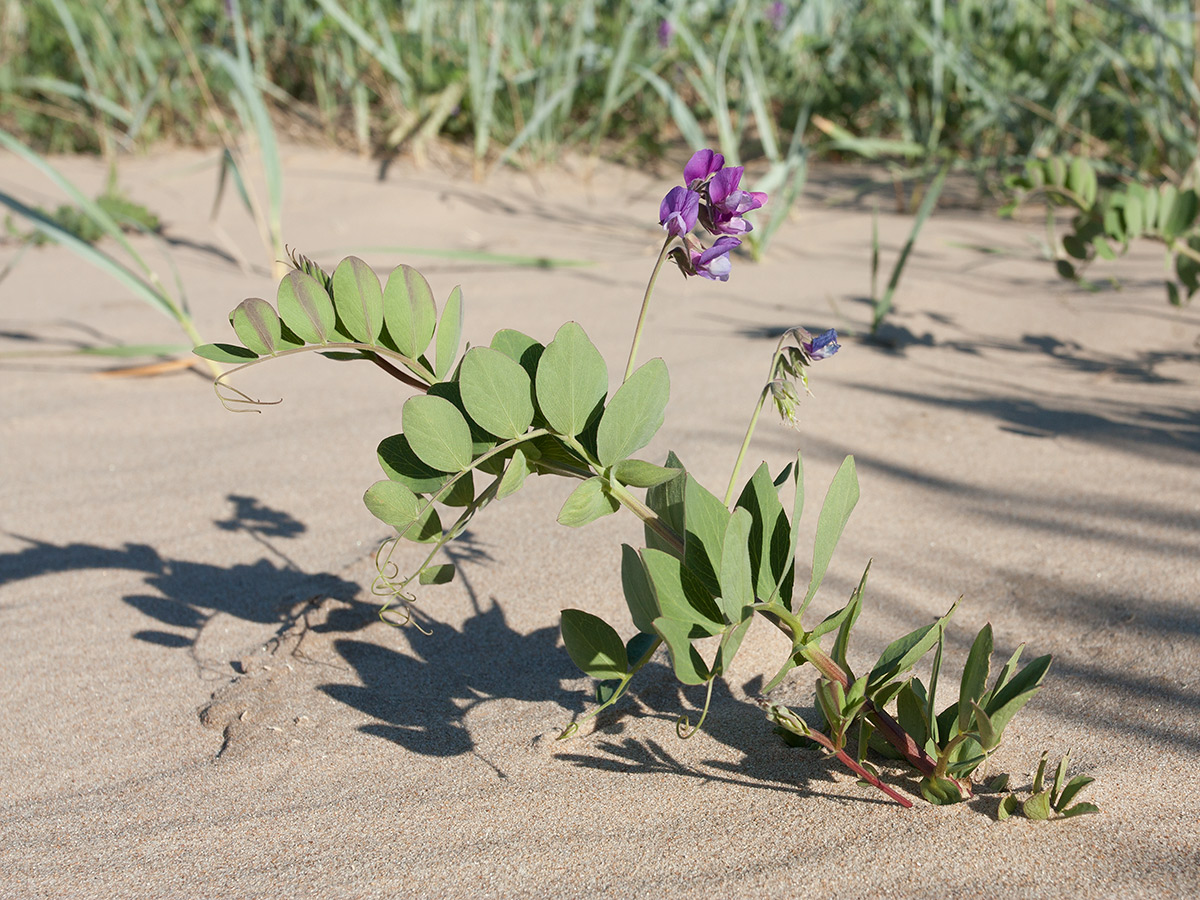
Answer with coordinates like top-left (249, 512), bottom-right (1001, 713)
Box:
top-left (708, 166), bottom-right (745, 204)
top-left (659, 186), bottom-right (700, 237)
top-left (692, 236), bottom-right (741, 281)
top-left (684, 149), bottom-right (725, 188)
top-left (803, 329), bottom-right (840, 360)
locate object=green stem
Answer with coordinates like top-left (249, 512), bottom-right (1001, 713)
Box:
top-left (623, 235), bottom-right (674, 382)
top-left (605, 478), bottom-right (685, 556)
top-left (723, 331), bottom-right (789, 506)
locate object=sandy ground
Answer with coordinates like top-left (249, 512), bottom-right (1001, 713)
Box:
top-left (1, 145), bottom-right (1198, 899)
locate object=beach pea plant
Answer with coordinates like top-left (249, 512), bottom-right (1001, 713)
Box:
top-left (197, 150), bottom-right (1057, 809)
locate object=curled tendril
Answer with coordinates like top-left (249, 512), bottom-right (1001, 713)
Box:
top-left (213, 375), bottom-right (282, 413)
top-left (556, 722), bottom-right (580, 741)
top-left (675, 677), bottom-right (716, 739)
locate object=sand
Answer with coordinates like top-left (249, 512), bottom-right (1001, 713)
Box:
top-left (1, 145), bottom-right (1198, 899)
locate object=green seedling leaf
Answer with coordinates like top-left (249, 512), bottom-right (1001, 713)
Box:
top-left (621, 544), bottom-right (659, 634)
top-left (230, 297), bottom-right (294, 356)
top-left (1059, 802), bottom-right (1100, 819)
top-left (459, 346), bottom-right (535, 439)
top-left (1023, 790), bottom-right (1052, 821)
top-left (419, 563), bottom-right (455, 585)
top-left (434, 285), bottom-right (463, 380)
top-left (641, 547), bottom-right (724, 637)
top-left (378, 433), bottom-right (451, 494)
top-left (988, 774), bottom-right (1010, 792)
top-left (798, 456), bottom-right (858, 615)
top-left (382, 264), bottom-right (437, 358)
top-left (362, 480), bottom-right (441, 542)
top-left (1052, 750), bottom-right (1071, 806)
top-left (997, 794), bottom-right (1019, 820)
top-left (982, 643), bottom-right (1024, 708)
top-left (332, 256), bottom-right (384, 343)
top-left (536, 322), bottom-right (608, 437)
top-left (596, 358), bottom-right (670, 466)
top-left (958, 624), bottom-right (994, 735)
top-left (1047, 156), bottom-right (1067, 189)
top-left (735, 462), bottom-right (792, 604)
top-left (194, 343), bottom-right (257, 364)
top-left (402, 394), bottom-right (474, 472)
top-left (896, 682), bottom-right (929, 751)
top-left (920, 775), bottom-right (965, 805)
top-left (557, 477), bottom-right (619, 527)
top-left (717, 508), bottom-right (754, 623)
top-left (1068, 157), bottom-right (1097, 208)
top-left (1056, 774), bottom-right (1095, 811)
top-left (1032, 750), bottom-right (1049, 794)
top-left (496, 447), bottom-right (530, 500)
top-left (645, 451), bottom-right (686, 555)
top-left (969, 701), bottom-right (997, 751)
top-left (652, 616), bottom-right (710, 685)
top-left (612, 459), bottom-right (681, 488)
top-left (683, 476), bottom-right (732, 597)
top-left (561, 609), bottom-right (628, 681)
top-left (868, 599), bottom-right (960, 693)
top-left (277, 270), bottom-right (337, 344)
top-left (1123, 190), bottom-right (1144, 239)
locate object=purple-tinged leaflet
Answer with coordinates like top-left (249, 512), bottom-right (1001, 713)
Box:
top-left (659, 186), bottom-right (700, 238)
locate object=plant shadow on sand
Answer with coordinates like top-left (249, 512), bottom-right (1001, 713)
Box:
top-left (0, 494), bottom-right (366, 656)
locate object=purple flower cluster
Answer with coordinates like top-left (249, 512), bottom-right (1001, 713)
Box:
top-left (658, 149), bottom-right (768, 281)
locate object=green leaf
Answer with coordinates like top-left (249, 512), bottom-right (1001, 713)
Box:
top-left (868, 599), bottom-right (960, 692)
top-left (735, 462), bottom-right (792, 604)
top-left (683, 475), bottom-right (732, 597)
top-left (717, 508), bottom-right (754, 623)
top-left (809, 567), bottom-right (869, 641)
top-left (896, 682), bottom-right (930, 750)
top-left (596, 358), bottom-right (670, 466)
top-left (1059, 801), bottom-right (1100, 818)
top-left (332, 256), bottom-right (384, 343)
top-left (490, 328), bottom-right (545, 380)
top-left (713, 616), bottom-right (752, 676)
top-left (193, 343), bottom-right (257, 364)
top-left (798, 456), bottom-right (859, 615)
top-left (1051, 750), bottom-right (1071, 806)
top-left (983, 654), bottom-right (1051, 736)
top-left (1123, 190), bottom-right (1144, 238)
top-left (970, 701), bottom-right (997, 751)
top-left (419, 563), bottom-right (455, 585)
top-left (378, 433), bottom-right (452, 494)
top-left (557, 477), bottom-right (619, 527)
top-left (434, 285), bottom-right (463, 380)
top-left (641, 547), bottom-right (724, 637)
top-left (997, 794), bottom-right (1019, 820)
top-left (535, 322), bottom-right (608, 437)
top-left (612, 459), bottom-right (681, 488)
top-left (832, 562), bottom-right (868, 673)
top-left (1067, 157), bottom-right (1097, 208)
top-left (459, 346), bottom-right (535, 439)
top-left (1032, 750), bottom-right (1049, 794)
top-left (496, 447), bottom-right (531, 500)
top-left (958, 624), bottom-right (993, 735)
top-left (230, 297), bottom-right (293, 356)
top-left (560, 609), bottom-right (628, 681)
top-left (382, 264), bottom-right (437, 358)
top-left (652, 616), bottom-right (709, 685)
top-left (277, 270), bottom-right (337, 344)
top-left (1056, 774), bottom-right (1095, 811)
top-left (362, 480), bottom-right (441, 542)
top-left (1162, 188), bottom-right (1198, 241)
top-left (621, 544), bottom-right (659, 634)
top-left (402, 394), bottom-right (474, 472)
top-left (626, 632), bottom-right (658, 667)
top-left (645, 450), bottom-right (686, 555)
top-left (1023, 789), bottom-right (1052, 821)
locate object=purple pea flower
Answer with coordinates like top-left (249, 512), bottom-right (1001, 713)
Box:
top-left (803, 328), bottom-right (840, 360)
top-left (703, 165), bottom-right (768, 234)
top-left (657, 19), bottom-right (674, 48)
top-left (684, 149), bottom-right (725, 189)
top-left (692, 235), bottom-right (741, 281)
top-left (768, 1), bottom-right (787, 30)
top-left (659, 186), bottom-right (700, 238)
